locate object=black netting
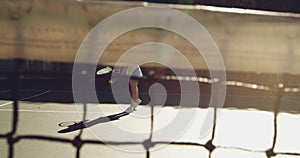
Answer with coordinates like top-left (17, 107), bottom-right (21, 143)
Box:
top-left (1, 61), bottom-right (300, 158)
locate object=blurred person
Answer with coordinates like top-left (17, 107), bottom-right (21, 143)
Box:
top-left (110, 64), bottom-right (143, 113)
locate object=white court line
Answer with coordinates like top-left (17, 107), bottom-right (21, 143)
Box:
top-left (0, 109), bottom-right (79, 113)
top-left (20, 90), bottom-right (51, 101)
top-left (0, 101), bottom-right (13, 107)
top-left (0, 90), bottom-right (50, 108)
top-left (0, 108), bottom-right (105, 114)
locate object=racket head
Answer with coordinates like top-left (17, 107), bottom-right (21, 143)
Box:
top-left (96, 66), bottom-right (112, 75)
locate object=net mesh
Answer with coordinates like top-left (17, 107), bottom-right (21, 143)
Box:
top-left (1, 74), bottom-right (300, 158)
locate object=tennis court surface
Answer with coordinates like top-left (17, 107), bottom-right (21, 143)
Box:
top-left (1, 0), bottom-right (300, 157)
top-left (1, 91), bottom-right (300, 158)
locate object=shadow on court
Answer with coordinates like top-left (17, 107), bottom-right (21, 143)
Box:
top-left (58, 111), bottom-right (129, 133)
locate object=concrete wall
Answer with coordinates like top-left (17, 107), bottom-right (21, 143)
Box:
top-left (0, 0), bottom-right (299, 74)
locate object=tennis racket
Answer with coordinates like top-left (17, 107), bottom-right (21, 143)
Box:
top-left (96, 66), bottom-right (112, 75)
